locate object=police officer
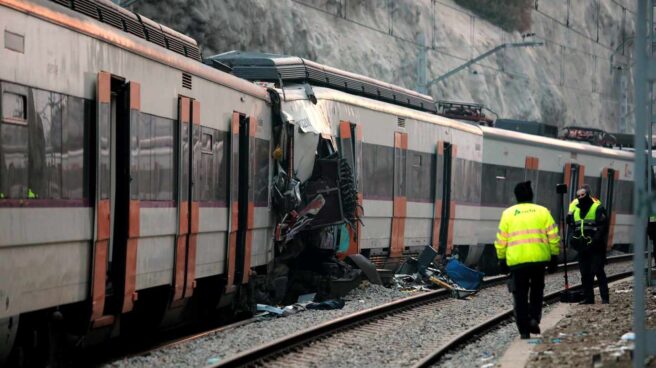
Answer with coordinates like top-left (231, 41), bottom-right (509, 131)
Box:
top-left (568, 184), bottom-right (600, 215)
top-left (568, 188), bottom-right (609, 304)
top-left (647, 216), bottom-right (656, 280)
top-left (495, 181), bottom-right (560, 339)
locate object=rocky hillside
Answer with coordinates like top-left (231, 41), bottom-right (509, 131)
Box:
top-left (131, 0), bottom-right (636, 133)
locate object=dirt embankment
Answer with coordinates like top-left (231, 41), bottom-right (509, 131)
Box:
top-left (527, 281), bottom-right (656, 367)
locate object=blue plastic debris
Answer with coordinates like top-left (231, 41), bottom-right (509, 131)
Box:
top-left (256, 304), bottom-right (285, 316)
top-left (445, 259), bottom-right (485, 290)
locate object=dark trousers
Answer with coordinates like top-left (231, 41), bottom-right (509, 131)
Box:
top-left (578, 251), bottom-right (609, 303)
top-left (509, 265), bottom-right (545, 335)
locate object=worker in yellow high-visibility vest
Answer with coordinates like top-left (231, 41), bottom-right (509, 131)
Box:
top-left (568, 188), bottom-right (609, 304)
top-left (495, 181), bottom-right (560, 339)
top-left (568, 184), bottom-right (600, 215)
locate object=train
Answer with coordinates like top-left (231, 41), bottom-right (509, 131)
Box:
top-left (0, 0), bottom-right (635, 365)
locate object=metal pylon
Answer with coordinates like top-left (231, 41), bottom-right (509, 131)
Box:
top-left (633, 0), bottom-right (656, 366)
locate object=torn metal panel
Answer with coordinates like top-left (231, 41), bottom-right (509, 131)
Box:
top-left (281, 98), bottom-right (331, 182)
top-left (347, 254), bottom-right (382, 285)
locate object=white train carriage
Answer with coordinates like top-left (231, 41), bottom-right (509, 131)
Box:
top-left (475, 126), bottom-right (634, 269)
top-left (0, 0), bottom-right (273, 360)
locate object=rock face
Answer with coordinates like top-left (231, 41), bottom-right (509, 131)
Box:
top-left (131, 0), bottom-right (635, 133)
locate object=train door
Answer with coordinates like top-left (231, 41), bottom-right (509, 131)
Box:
top-left (438, 142), bottom-right (453, 255)
top-left (90, 72), bottom-right (141, 327)
top-left (524, 156), bottom-right (539, 201)
top-left (172, 97), bottom-right (200, 304)
top-left (338, 121), bottom-right (363, 257)
top-left (600, 168), bottom-right (618, 250)
top-left (564, 163), bottom-right (584, 205)
top-left (562, 162), bottom-right (584, 250)
top-left (389, 131), bottom-right (407, 260)
top-left (225, 112), bottom-right (255, 292)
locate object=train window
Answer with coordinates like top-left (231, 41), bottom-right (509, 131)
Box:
top-left (2, 91), bottom-right (27, 124)
top-left (4, 30), bottom-right (24, 54)
top-left (30, 89), bottom-right (64, 199)
top-left (254, 138), bottom-right (270, 206)
top-left (0, 121), bottom-right (28, 198)
top-left (0, 86), bottom-right (90, 200)
top-left (138, 113), bottom-right (153, 200)
top-left (413, 153), bottom-right (422, 167)
top-left (201, 132), bottom-right (212, 154)
top-left (215, 130), bottom-right (228, 203)
top-left (197, 127), bottom-right (214, 201)
top-left (62, 96), bottom-right (88, 199)
top-left (407, 151), bottom-right (433, 203)
top-left (363, 143), bottom-right (394, 199)
top-left (153, 116), bottom-right (174, 201)
top-left (136, 113), bottom-right (176, 201)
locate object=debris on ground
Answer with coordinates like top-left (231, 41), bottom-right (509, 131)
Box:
top-left (392, 246), bottom-right (484, 299)
top-left (306, 299), bottom-right (345, 310)
top-left (256, 293), bottom-right (346, 316)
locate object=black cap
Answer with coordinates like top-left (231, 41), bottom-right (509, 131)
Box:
top-left (514, 181), bottom-right (534, 203)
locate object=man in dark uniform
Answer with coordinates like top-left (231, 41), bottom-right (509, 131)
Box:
top-left (568, 188), bottom-right (609, 304)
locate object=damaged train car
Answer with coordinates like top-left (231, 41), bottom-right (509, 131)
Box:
top-left (213, 51), bottom-right (634, 275)
top-left (0, 0), bottom-right (635, 364)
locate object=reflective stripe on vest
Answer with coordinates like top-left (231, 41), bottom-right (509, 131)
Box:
top-left (495, 203), bottom-right (560, 267)
top-left (572, 201), bottom-right (600, 240)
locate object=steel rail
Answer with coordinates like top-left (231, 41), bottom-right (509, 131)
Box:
top-left (411, 269), bottom-right (636, 368)
top-left (206, 254), bottom-right (633, 368)
top-left (123, 316), bottom-right (258, 360)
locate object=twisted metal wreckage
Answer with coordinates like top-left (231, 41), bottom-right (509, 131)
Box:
top-left (261, 86), bottom-right (370, 304)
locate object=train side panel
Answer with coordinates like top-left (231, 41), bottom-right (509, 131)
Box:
top-left (0, 0), bottom-right (272, 322)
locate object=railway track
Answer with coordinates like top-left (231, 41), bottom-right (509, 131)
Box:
top-left (412, 269), bottom-right (636, 368)
top-left (200, 255), bottom-right (633, 368)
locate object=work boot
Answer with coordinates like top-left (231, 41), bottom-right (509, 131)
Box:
top-left (601, 299), bottom-right (609, 304)
top-left (529, 319), bottom-right (541, 334)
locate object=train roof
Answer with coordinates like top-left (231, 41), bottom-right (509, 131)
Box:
top-left (480, 125), bottom-right (634, 160)
top-left (280, 85), bottom-right (482, 136)
top-left (51, 0), bottom-right (201, 61)
top-left (208, 51), bottom-right (437, 114)
top-left (5, 0), bottom-right (269, 100)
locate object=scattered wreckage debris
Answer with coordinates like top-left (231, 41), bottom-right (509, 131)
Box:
top-left (393, 246), bottom-right (484, 299)
top-left (256, 292), bottom-right (346, 318)
top-left (262, 89), bottom-right (366, 307)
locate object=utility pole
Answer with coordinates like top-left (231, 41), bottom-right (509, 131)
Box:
top-left (416, 33), bottom-right (428, 95)
top-left (632, 0), bottom-right (656, 366)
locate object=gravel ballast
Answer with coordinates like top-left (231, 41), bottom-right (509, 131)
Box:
top-left (107, 262), bottom-right (633, 368)
top-left (527, 280), bottom-right (656, 368)
top-left (107, 283), bottom-right (410, 367)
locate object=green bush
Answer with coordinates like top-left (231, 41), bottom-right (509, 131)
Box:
top-left (454, 0), bottom-right (533, 32)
